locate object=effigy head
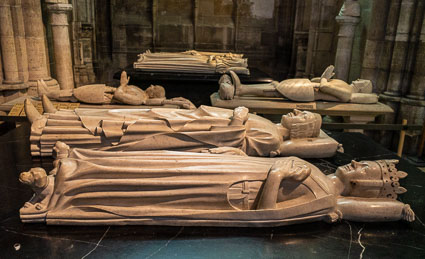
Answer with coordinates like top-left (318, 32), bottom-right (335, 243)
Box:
top-left (351, 79), bottom-right (373, 93)
top-left (146, 85), bottom-right (166, 99)
top-left (281, 109), bottom-right (322, 139)
top-left (336, 160), bottom-right (407, 199)
top-left (19, 168), bottom-right (48, 189)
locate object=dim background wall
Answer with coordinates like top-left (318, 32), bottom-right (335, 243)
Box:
top-left (90, 0), bottom-right (349, 85)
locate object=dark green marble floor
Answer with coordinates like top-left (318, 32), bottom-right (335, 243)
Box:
top-left (0, 124), bottom-right (424, 258)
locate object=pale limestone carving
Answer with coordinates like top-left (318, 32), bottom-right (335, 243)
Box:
top-left (37, 71), bottom-right (195, 109)
top-left (134, 50), bottom-right (250, 75)
top-left (46, 2), bottom-right (74, 90)
top-left (25, 97), bottom-right (341, 158)
top-left (339, 0), bottom-right (361, 17)
top-left (335, 0), bottom-right (361, 81)
top-left (19, 145), bottom-right (414, 226)
top-left (219, 65), bottom-right (378, 104)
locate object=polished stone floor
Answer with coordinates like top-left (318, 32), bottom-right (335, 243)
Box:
top-left (0, 123), bottom-right (424, 258)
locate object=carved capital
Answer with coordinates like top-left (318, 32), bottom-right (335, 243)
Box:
top-left (47, 3), bottom-right (72, 14)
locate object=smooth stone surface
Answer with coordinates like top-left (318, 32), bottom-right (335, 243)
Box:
top-left (0, 124), bottom-right (424, 258)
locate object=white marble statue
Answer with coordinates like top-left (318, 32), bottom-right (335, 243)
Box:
top-left (25, 97), bottom-right (342, 158)
top-left (134, 50), bottom-right (249, 75)
top-left (219, 65), bottom-right (378, 104)
top-left (19, 143), bottom-right (414, 226)
top-left (37, 71), bottom-right (195, 109)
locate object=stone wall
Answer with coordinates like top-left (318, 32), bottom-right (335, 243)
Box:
top-left (93, 0), bottom-right (298, 83)
top-left (361, 0), bottom-right (425, 154)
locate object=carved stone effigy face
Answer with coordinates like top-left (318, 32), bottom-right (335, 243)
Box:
top-left (280, 110), bottom-right (321, 138)
top-left (335, 160), bottom-right (407, 199)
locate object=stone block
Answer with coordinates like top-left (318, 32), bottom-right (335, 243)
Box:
top-left (199, 0), bottom-right (214, 16)
top-left (317, 32), bottom-right (335, 51)
top-left (158, 0), bottom-right (192, 16)
top-left (200, 15), bottom-right (233, 26)
top-left (260, 32), bottom-right (275, 46)
top-left (1, 89), bottom-right (26, 103)
top-left (213, 0), bottom-right (233, 16)
top-left (126, 26), bottom-right (152, 49)
top-left (196, 26), bottom-right (233, 46)
top-left (237, 29), bottom-right (261, 49)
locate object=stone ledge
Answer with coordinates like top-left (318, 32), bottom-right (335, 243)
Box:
top-left (0, 82), bottom-right (28, 91)
top-left (46, 3), bottom-right (72, 13)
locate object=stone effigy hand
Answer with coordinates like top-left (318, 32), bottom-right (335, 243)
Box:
top-left (202, 147), bottom-right (248, 156)
top-left (270, 159), bottom-right (312, 182)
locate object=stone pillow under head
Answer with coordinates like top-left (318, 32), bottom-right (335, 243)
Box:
top-left (319, 79), bottom-right (352, 102)
top-left (350, 93), bottom-right (378, 104)
top-left (279, 130), bottom-right (341, 158)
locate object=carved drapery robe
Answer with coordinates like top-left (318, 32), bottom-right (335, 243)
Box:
top-left (20, 150), bottom-right (335, 226)
top-left (31, 106), bottom-right (282, 157)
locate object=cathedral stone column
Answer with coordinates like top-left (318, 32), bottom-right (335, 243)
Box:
top-left (334, 0), bottom-right (360, 82)
top-left (384, 0), bottom-right (416, 97)
top-left (47, 2), bottom-right (74, 90)
top-left (360, 0), bottom-right (391, 93)
top-left (22, 0), bottom-right (58, 95)
top-left (11, 0), bottom-right (29, 84)
top-left (0, 0), bottom-right (25, 90)
top-left (407, 15), bottom-right (425, 100)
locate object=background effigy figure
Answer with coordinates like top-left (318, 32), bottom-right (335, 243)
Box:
top-left (219, 65), bottom-right (378, 104)
top-left (25, 97), bottom-right (341, 158)
top-left (134, 50), bottom-right (250, 75)
top-left (19, 144), bottom-right (414, 226)
top-left (37, 71), bottom-right (195, 108)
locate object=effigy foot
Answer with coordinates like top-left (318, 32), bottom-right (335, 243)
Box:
top-left (229, 71), bottom-right (242, 95)
top-left (24, 98), bottom-right (42, 124)
top-left (41, 95), bottom-right (57, 114)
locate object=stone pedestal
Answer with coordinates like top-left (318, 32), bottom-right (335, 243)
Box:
top-left (0, 1), bottom-right (25, 90)
top-left (47, 3), bottom-right (74, 90)
top-left (22, 0), bottom-right (58, 95)
top-left (334, 15), bottom-right (360, 82)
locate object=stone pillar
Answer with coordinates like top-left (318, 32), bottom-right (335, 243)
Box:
top-left (406, 8), bottom-right (425, 100)
top-left (360, 0), bottom-right (391, 92)
top-left (399, 4), bottom-right (425, 155)
top-left (11, 0), bottom-right (29, 84)
top-left (22, 0), bottom-right (58, 95)
top-left (384, 0), bottom-right (416, 96)
top-left (0, 52), bottom-right (3, 86)
top-left (71, 0), bottom-right (96, 87)
top-left (0, 0), bottom-right (25, 90)
top-left (334, 0), bottom-right (360, 82)
top-left (47, 2), bottom-right (75, 90)
top-left (294, 37), bottom-right (308, 78)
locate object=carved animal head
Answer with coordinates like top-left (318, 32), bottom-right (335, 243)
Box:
top-left (52, 141), bottom-right (70, 160)
top-left (19, 168), bottom-right (48, 190)
top-left (335, 159), bottom-right (407, 199)
top-left (281, 109), bottom-right (322, 139)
